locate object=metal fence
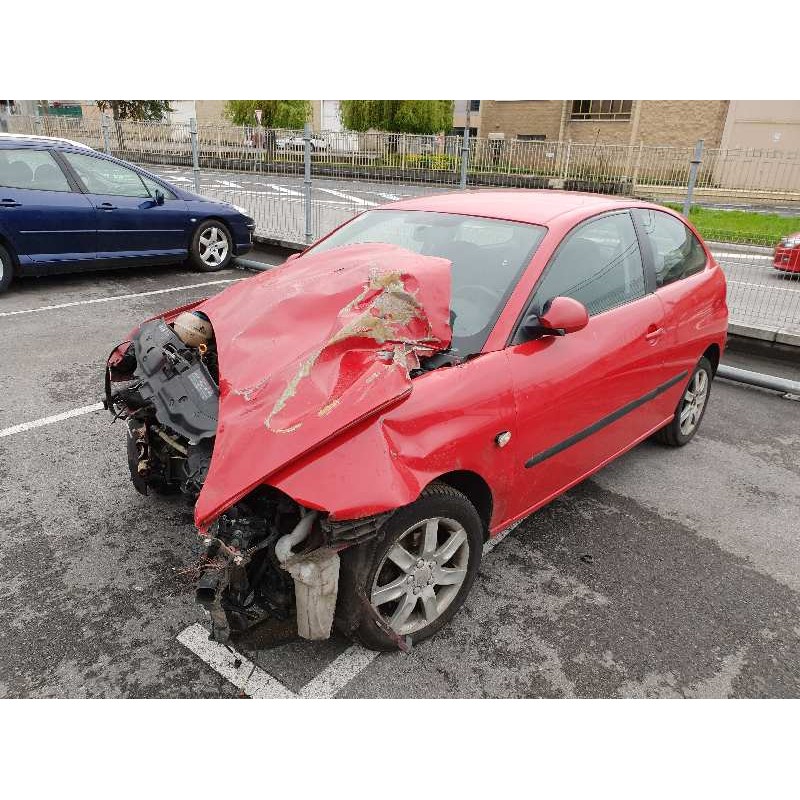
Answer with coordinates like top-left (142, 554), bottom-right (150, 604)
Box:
top-left (3, 114), bottom-right (799, 333)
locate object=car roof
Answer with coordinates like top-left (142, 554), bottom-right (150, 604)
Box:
top-left (0, 132), bottom-right (94, 151)
top-left (380, 189), bottom-right (652, 226)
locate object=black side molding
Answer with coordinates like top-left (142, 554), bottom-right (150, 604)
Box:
top-left (524, 371), bottom-right (688, 469)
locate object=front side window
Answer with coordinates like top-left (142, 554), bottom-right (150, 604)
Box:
top-left (0, 148), bottom-right (71, 192)
top-left (140, 174), bottom-right (176, 200)
top-left (309, 209), bottom-right (547, 357)
top-left (63, 152), bottom-right (149, 198)
top-left (635, 209), bottom-right (707, 287)
top-left (533, 212), bottom-right (646, 317)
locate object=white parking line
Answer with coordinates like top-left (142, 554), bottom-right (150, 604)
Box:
top-left (315, 187), bottom-right (378, 206)
top-left (178, 521), bottom-right (523, 698)
top-left (728, 279), bottom-right (800, 294)
top-left (0, 279), bottom-right (241, 318)
top-left (0, 402), bottom-right (104, 439)
top-left (712, 252), bottom-right (772, 261)
top-left (298, 646), bottom-right (380, 698)
top-left (177, 624), bottom-right (296, 699)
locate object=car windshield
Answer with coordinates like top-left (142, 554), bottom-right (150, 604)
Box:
top-left (309, 209), bottom-right (546, 357)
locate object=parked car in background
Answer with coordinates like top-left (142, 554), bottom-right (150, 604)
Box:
top-left (275, 134), bottom-right (327, 152)
top-left (106, 190), bottom-right (728, 651)
top-left (0, 133), bottom-right (255, 294)
top-left (773, 232), bottom-right (800, 273)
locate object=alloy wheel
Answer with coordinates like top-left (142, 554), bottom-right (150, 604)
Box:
top-left (679, 368), bottom-right (709, 436)
top-left (370, 516), bottom-right (470, 635)
top-left (198, 226), bottom-right (229, 267)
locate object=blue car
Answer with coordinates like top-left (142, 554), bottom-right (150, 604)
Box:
top-left (0, 133), bottom-right (255, 293)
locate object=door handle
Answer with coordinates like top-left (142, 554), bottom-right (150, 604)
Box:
top-left (0, 199), bottom-right (21, 208)
top-left (645, 326), bottom-right (665, 343)
top-left (98, 202), bottom-right (118, 210)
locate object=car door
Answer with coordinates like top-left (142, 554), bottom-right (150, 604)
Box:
top-left (503, 210), bottom-right (680, 521)
top-left (58, 150), bottom-right (188, 263)
top-left (0, 146), bottom-right (96, 268)
top-left (633, 207), bottom-right (721, 382)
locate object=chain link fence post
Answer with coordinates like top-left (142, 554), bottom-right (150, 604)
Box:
top-left (189, 117), bottom-right (201, 194)
top-left (683, 139), bottom-right (704, 216)
top-left (303, 122), bottom-right (313, 245)
top-left (459, 126), bottom-right (470, 189)
top-left (101, 114), bottom-right (111, 154)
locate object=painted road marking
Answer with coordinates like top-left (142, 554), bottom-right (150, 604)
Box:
top-left (178, 522), bottom-right (522, 698)
top-left (0, 403), bottom-right (105, 439)
top-left (297, 647), bottom-right (380, 699)
top-left (269, 184), bottom-right (303, 197)
top-left (315, 187), bottom-right (378, 206)
top-left (178, 624), bottom-right (296, 699)
top-left (0, 279), bottom-right (241, 318)
top-left (728, 279), bottom-right (800, 294)
top-left (712, 252), bottom-right (772, 261)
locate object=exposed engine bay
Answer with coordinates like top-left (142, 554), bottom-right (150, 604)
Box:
top-left (105, 310), bottom-right (388, 644)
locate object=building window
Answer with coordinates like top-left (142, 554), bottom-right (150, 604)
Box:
top-left (570, 100), bottom-right (633, 121)
top-left (517, 134), bottom-right (546, 141)
top-left (451, 127), bottom-right (478, 138)
top-left (469, 100), bottom-right (481, 112)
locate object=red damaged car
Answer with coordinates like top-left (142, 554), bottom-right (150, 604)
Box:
top-left (105, 191), bottom-right (728, 650)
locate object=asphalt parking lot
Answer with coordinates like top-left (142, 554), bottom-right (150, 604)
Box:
top-left (1, 253), bottom-right (799, 698)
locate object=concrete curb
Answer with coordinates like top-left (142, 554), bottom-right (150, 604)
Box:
top-left (729, 322), bottom-right (800, 347)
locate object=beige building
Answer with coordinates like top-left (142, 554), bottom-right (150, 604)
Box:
top-left (474, 100), bottom-right (730, 148)
top-left (719, 100), bottom-right (800, 152)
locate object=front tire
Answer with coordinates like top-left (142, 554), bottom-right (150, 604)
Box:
top-left (336, 484), bottom-right (484, 651)
top-left (654, 356), bottom-right (713, 447)
top-left (0, 244), bottom-right (13, 294)
top-left (189, 220), bottom-right (233, 272)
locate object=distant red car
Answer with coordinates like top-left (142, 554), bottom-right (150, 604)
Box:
top-left (106, 191), bottom-right (728, 650)
top-left (773, 232), bottom-right (800, 273)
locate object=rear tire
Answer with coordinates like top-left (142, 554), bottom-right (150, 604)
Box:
top-left (0, 244), bottom-right (13, 293)
top-left (335, 484), bottom-right (484, 651)
top-left (189, 220), bottom-right (233, 272)
top-left (654, 356), bottom-right (713, 447)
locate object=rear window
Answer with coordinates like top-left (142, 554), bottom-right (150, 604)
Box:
top-left (635, 209), bottom-right (707, 286)
top-left (0, 148), bottom-right (71, 192)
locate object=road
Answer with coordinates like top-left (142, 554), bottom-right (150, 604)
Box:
top-left (1, 255), bottom-right (799, 698)
top-left (144, 163), bottom-right (800, 331)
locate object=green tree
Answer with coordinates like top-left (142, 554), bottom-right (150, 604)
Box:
top-left (96, 100), bottom-right (173, 121)
top-left (224, 100), bottom-right (311, 128)
top-left (340, 100), bottom-right (454, 134)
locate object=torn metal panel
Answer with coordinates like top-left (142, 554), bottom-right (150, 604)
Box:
top-left (191, 243), bottom-right (452, 531)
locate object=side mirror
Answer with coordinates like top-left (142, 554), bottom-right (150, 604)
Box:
top-left (521, 296), bottom-right (589, 339)
top-left (154, 189), bottom-right (165, 206)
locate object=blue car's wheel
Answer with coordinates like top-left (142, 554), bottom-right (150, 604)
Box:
top-left (190, 220), bottom-right (233, 272)
top-left (0, 244), bottom-right (13, 294)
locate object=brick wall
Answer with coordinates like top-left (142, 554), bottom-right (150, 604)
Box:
top-left (636, 100), bottom-right (729, 148)
top-left (479, 101), bottom-right (564, 140)
top-left (479, 100), bottom-right (730, 148)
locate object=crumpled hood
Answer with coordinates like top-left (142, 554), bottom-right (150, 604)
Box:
top-left (192, 242), bottom-right (452, 530)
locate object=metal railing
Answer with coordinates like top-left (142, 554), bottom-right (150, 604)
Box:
top-left (3, 114), bottom-right (799, 331)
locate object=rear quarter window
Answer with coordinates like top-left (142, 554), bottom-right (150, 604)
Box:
top-left (635, 208), bottom-right (707, 287)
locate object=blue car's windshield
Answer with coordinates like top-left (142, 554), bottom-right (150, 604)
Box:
top-left (310, 209), bottom-right (546, 357)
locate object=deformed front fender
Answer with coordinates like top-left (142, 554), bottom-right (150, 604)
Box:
top-left (267, 349), bottom-right (518, 529)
